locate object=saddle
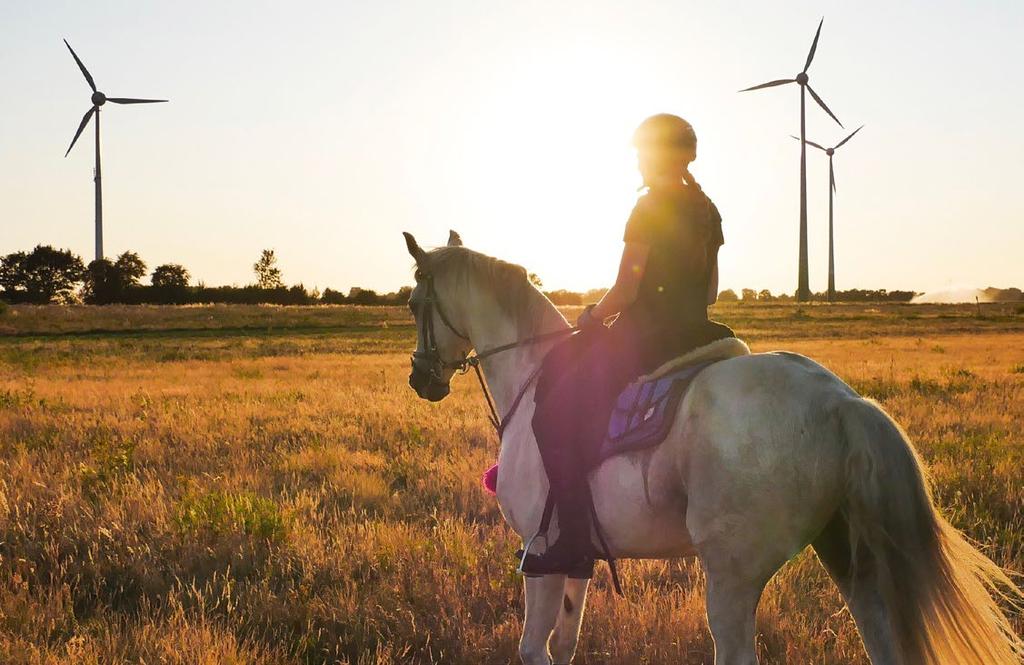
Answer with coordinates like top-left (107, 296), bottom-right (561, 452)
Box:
top-left (513, 337), bottom-right (751, 589)
top-left (597, 336), bottom-right (750, 463)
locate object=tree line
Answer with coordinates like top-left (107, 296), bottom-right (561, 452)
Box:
top-left (0, 246), bottom-right (413, 306)
top-left (9, 244), bottom-right (1003, 308)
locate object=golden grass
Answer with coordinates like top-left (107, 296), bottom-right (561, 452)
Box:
top-left (0, 304), bottom-right (1021, 663)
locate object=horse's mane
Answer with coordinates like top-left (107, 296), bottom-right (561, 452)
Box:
top-left (426, 246), bottom-right (564, 337)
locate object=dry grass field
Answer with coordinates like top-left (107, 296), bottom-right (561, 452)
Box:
top-left (0, 302), bottom-right (1022, 664)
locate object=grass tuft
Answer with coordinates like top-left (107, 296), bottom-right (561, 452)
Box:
top-left (175, 490), bottom-right (289, 541)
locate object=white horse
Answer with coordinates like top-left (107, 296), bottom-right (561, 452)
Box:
top-left (403, 231), bottom-right (1023, 665)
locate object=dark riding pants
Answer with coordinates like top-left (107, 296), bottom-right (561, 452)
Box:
top-left (531, 318), bottom-right (734, 546)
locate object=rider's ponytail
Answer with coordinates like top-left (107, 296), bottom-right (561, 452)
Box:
top-left (681, 165), bottom-right (702, 192)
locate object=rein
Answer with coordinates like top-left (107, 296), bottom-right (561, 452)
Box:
top-left (412, 271), bottom-right (576, 437)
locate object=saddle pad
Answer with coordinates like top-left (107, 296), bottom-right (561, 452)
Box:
top-left (597, 360), bottom-right (714, 463)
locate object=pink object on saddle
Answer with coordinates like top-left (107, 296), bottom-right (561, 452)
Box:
top-left (482, 463), bottom-right (498, 495)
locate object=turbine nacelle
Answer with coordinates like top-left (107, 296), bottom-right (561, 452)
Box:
top-left (63, 40), bottom-right (169, 158)
top-left (826, 147), bottom-right (835, 156)
top-left (737, 19), bottom-right (842, 128)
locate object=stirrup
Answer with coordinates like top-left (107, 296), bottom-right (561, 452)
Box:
top-left (517, 531), bottom-right (548, 575)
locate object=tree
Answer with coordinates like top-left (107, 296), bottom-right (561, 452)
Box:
top-left (0, 252), bottom-right (28, 298)
top-left (528, 272), bottom-right (543, 288)
top-left (347, 287), bottom-right (380, 305)
top-left (717, 289), bottom-right (739, 302)
top-left (83, 251), bottom-right (150, 304)
top-left (758, 289), bottom-right (774, 302)
top-left (0, 246), bottom-right (86, 304)
top-left (150, 264), bottom-right (191, 304)
top-left (114, 251), bottom-right (147, 287)
top-left (83, 259), bottom-right (122, 304)
top-left (741, 288), bottom-right (758, 302)
top-left (253, 249), bottom-right (283, 289)
top-left (321, 288), bottom-right (347, 304)
top-left (151, 264), bottom-right (190, 289)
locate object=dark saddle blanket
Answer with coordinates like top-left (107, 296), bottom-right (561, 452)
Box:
top-left (597, 360), bottom-right (714, 462)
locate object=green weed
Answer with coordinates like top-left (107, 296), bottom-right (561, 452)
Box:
top-left (175, 490), bottom-right (289, 541)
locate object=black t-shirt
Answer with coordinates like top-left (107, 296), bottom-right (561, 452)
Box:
top-left (619, 183), bottom-right (723, 331)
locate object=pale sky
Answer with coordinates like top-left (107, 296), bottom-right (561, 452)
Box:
top-left (1, 1), bottom-right (1022, 295)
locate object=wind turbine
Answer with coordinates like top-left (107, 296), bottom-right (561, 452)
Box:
top-left (63, 39), bottom-right (167, 262)
top-left (792, 125), bottom-right (863, 302)
top-left (740, 18), bottom-right (843, 302)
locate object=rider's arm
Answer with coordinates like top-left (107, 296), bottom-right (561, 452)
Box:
top-left (590, 242), bottom-right (649, 320)
top-left (707, 259), bottom-right (719, 305)
top-left (707, 198), bottom-right (724, 306)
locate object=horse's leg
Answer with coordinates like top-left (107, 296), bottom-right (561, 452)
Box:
top-left (812, 512), bottom-right (899, 665)
top-left (520, 574), bottom-right (566, 665)
top-left (701, 555), bottom-right (770, 665)
top-left (549, 577), bottom-right (590, 664)
top-left (687, 475), bottom-right (795, 664)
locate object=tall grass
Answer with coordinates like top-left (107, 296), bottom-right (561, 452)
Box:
top-left (0, 306), bottom-right (1021, 663)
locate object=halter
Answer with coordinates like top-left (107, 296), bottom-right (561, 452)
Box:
top-left (410, 269), bottom-right (576, 437)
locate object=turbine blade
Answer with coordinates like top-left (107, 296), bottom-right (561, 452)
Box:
top-left (804, 18), bottom-right (824, 72)
top-left (790, 135), bottom-right (827, 151)
top-left (830, 160), bottom-right (836, 193)
top-left (107, 97), bottom-right (169, 104)
top-left (738, 78), bottom-right (795, 92)
top-left (835, 124), bottom-right (864, 149)
top-left (63, 39), bottom-right (97, 93)
top-left (65, 106), bottom-right (96, 157)
top-left (806, 85), bottom-right (843, 127)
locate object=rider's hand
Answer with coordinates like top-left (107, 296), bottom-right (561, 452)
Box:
top-left (576, 304), bottom-right (603, 330)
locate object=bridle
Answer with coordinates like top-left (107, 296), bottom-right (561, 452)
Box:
top-left (410, 270), bottom-right (472, 381)
top-left (410, 269), bottom-right (576, 437)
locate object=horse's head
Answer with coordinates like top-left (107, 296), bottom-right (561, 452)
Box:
top-left (403, 230), bottom-right (473, 402)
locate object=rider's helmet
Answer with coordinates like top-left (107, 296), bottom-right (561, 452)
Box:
top-left (632, 114), bottom-right (697, 158)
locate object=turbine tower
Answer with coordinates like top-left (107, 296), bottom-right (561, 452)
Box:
top-left (793, 125), bottom-right (863, 302)
top-left (63, 39), bottom-right (167, 262)
top-left (740, 18), bottom-right (843, 302)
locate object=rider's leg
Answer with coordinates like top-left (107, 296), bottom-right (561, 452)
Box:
top-left (519, 573), bottom-right (567, 665)
top-left (527, 327), bottom-right (648, 574)
top-left (524, 392), bottom-right (594, 573)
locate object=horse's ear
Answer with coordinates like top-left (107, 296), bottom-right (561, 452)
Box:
top-left (447, 230), bottom-right (463, 247)
top-left (403, 232), bottom-right (427, 265)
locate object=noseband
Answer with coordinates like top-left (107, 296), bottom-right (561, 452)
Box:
top-left (410, 269), bottom-right (576, 436)
top-left (411, 271), bottom-right (473, 385)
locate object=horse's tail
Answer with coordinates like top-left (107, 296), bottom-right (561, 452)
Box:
top-left (838, 397), bottom-right (1024, 665)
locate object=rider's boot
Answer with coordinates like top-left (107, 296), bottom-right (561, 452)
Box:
top-left (520, 478), bottom-right (594, 575)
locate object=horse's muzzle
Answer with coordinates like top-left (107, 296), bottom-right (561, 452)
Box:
top-left (409, 366), bottom-right (450, 402)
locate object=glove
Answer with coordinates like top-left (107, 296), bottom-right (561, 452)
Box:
top-left (576, 304), bottom-right (603, 330)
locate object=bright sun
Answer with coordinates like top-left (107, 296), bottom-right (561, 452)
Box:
top-left (455, 53), bottom-right (663, 291)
